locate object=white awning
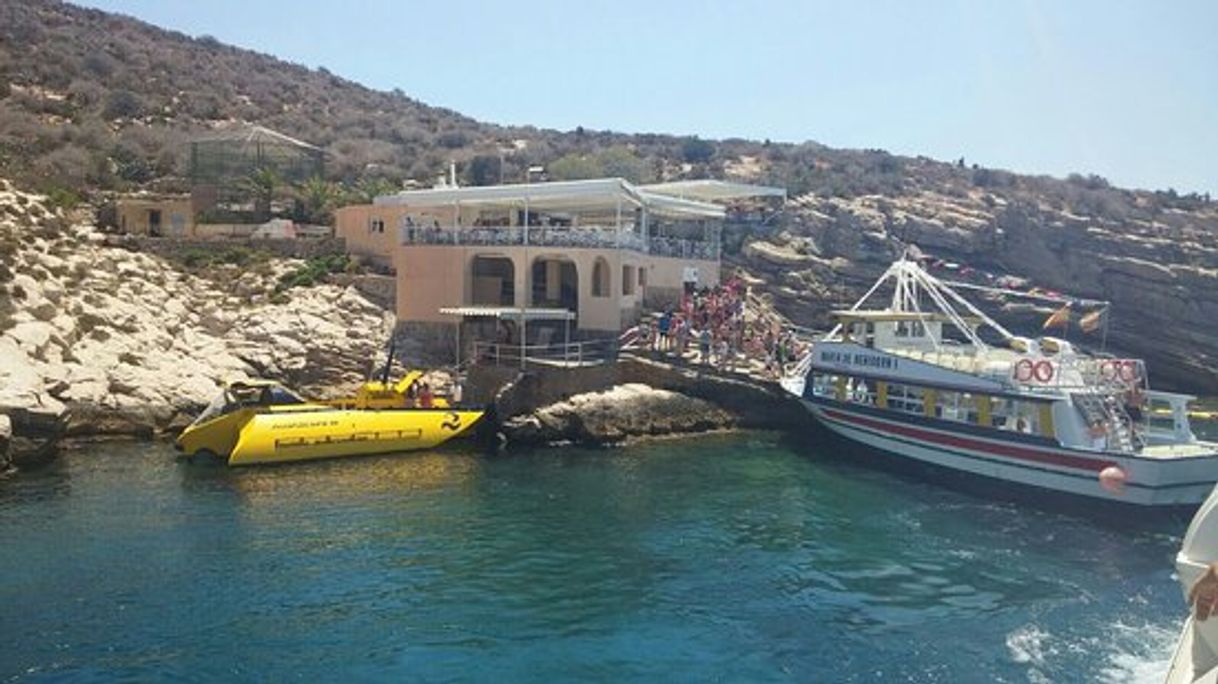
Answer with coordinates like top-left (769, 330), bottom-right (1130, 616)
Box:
top-left (374, 177), bottom-right (724, 219)
top-left (639, 180), bottom-right (787, 202)
top-left (439, 306), bottom-right (577, 321)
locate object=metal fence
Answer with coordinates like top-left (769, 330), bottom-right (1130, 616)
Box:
top-left (473, 339), bottom-right (620, 367)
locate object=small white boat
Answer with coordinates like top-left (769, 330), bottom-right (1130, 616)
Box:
top-left (1168, 486), bottom-right (1218, 682)
top-left (781, 255), bottom-right (1218, 506)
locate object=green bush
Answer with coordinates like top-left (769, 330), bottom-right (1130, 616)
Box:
top-left (175, 245), bottom-right (271, 270)
top-left (43, 185), bottom-right (82, 210)
top-left (274, 253), bottom-right (350, 292)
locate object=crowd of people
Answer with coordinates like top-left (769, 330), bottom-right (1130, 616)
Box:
top-left (634, 274), bottom-right (806, 377)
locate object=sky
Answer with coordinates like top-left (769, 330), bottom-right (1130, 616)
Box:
top-left (79, 0), bottom-right (1217, 195)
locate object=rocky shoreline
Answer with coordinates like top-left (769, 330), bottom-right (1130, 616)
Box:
top-left (0, 181), bottom-right (394, 469)
top-left (502, 383), bottom-right (737, 447)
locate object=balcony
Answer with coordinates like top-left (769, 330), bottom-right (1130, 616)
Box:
top-left (400, 224), bottom-right (719, 260)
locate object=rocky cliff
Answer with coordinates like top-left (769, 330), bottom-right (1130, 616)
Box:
top-left (0, 179), bottom-right (393, 449)
top-left (735, 184), bottom-right (1218, 393)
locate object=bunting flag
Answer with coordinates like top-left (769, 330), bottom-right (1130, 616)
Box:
top-left (1079, 308), bottom-right (1105, 333)
top-left (1042, 303), bottom-right (1071, 330)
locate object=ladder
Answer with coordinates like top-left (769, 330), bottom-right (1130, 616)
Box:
top-left (1072, 392), bottom-right (1135, 452)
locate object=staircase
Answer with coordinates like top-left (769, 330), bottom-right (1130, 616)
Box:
top-left (1073, 392), bottom-right (1135, 452)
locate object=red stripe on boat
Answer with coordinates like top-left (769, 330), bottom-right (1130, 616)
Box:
top-left (822, 407), bottom-right (1115, 473)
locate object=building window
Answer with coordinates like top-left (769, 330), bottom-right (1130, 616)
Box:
top-left (638, 268), bottom-right (647, 288)
top-left (592, 257), bottom-right (610, 298)
top-left (370, 218), bottom-right (385, 234)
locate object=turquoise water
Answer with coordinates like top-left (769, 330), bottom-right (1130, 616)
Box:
top-left (0, 432), bottom-right (1191, 682)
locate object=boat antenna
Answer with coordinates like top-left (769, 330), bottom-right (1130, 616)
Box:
top-left (380, 336), bottom-right (396, 385)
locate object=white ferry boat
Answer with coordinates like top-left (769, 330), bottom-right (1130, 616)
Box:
top-left (781, 256), bottom-right (1218, 506)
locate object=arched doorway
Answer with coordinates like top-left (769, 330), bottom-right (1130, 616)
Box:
top-left (470, 255), bottom-right (515, 306)
top-left (530, 257), bottom-right (578, 313)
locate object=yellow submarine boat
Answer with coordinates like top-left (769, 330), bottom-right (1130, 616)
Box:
top-left (176, 373), bottom-right (483, 466)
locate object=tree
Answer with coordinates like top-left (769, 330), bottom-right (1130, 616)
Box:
top-left (548, 146), bottom-right (648, 183)
top-left (467, 154), bottom-right (502, 186)
top-left (597, 146), bottom-right (648, 182)
top-left (347, 176), bottom-right (396, 204)
top-left (295, 176), bottom-right (340, 225)
top-left (680, 136), bottom-right (715, 163)
top-left (548, 153), bottom-right (603, 181)
top-left (102, 90), bottom-right (144, 120)
top-left (242, 166), bottom-right (282, 219)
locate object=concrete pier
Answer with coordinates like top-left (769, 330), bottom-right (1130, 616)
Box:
top-left (467, 351), bottom-right (808, 444)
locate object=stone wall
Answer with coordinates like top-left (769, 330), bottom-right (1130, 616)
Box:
top-left (108, 235), bottom-right (348, 261)
top-left (330, 274), bottom-right (396, 310)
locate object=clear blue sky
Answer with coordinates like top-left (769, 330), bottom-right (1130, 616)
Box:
top-left (80, 0), bottom-right (1217, 195)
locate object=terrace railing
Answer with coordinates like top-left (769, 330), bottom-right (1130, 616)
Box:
top-left (400, 224), bottom-right (715, 258)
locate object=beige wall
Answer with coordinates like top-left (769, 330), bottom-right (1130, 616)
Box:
top-left (335, 205), bottom-right (409, 267)
top-left (116, 197), bottom-right (194, 237)
top-left (393, 244), bottom-right (713, 333)
top-left (336, 203), bottom-right (471, 268)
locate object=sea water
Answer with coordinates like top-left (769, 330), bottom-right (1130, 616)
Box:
top-left (0, 432), bottom-right (1192, 682)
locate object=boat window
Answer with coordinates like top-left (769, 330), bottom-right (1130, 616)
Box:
top-left (848, 378), bottom-right (875, 405)
top-left (812, 373), bottom-right (837, 398)
top-left (189, 391), bottom-right (231, 427)
top-left (933, 391), bottom-right (978, 423)
top-left (886, 382), bottom-right (925, 414)
top-left (991, 399), bottom-right (1037, 433)
top-left (267, 386), bottom-right (306, 405)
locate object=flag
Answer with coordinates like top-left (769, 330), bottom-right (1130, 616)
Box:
top-left (1042, 303), bottom-right (1071, 330)
top-left (1079, 308), bottom-right (1105, 333)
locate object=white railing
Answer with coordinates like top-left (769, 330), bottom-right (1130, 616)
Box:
top-left (399, 223), bottom-right (714, 257)
top-left (473, 339), bottom-right (620, 367)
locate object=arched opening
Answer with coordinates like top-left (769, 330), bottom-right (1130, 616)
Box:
top-left (470, 255), bottom-right (515, 306)
top-left (622, 264), bottom-right (636, 296)
top-left (591, 257), bottom-right (611, 298)
top-left (531, 257), bottom-right (578, 312)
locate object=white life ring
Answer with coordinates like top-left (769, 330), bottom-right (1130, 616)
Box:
top-left (1033, 360), bottom-right (1055, 383)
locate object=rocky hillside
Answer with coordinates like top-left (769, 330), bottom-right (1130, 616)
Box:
top-left (0, 1), bottom-right (1214, 393)
top-left (0, 178), bottom-right (393, 451)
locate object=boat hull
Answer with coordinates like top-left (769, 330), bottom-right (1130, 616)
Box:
top-left (802, 397), bottom-right (1218, 506)
top-left (227, 408), bottom-right (484, 466)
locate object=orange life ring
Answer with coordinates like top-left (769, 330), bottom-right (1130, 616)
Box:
top-left (1118, 360), bottom-right (1137, 383)
top-left (1014, 359), bottom-right (1035, 382)
top-left (1033, 360), bottom-right (1055, 383)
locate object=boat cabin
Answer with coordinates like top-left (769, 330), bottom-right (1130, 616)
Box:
top-left (191, 381), bottom-right (307, 427)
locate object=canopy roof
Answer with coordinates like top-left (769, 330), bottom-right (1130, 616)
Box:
top-left (639, 180), bottom-right (787, 202)
top-left (192, 124), bottom-right (325, 153)
top-left (375, 178), bottom-right (724, 219)
top-left (438, 306), bottom-right (577, 321)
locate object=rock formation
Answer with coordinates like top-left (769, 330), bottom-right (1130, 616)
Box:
top-left (0, 180), bottom-right (394, 448)
top-left (503, 383), bottom-right (735, 446)
top-left (736, 188), bottom-right (1218, 393)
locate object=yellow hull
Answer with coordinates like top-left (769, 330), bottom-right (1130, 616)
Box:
top-left (177, 404), bottom-right (483, 466)
top-left (228, 408), bottom-right (483, 466)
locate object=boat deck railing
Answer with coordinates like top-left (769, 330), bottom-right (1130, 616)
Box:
top-left (880, 346), bottom-right (1147, 393)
